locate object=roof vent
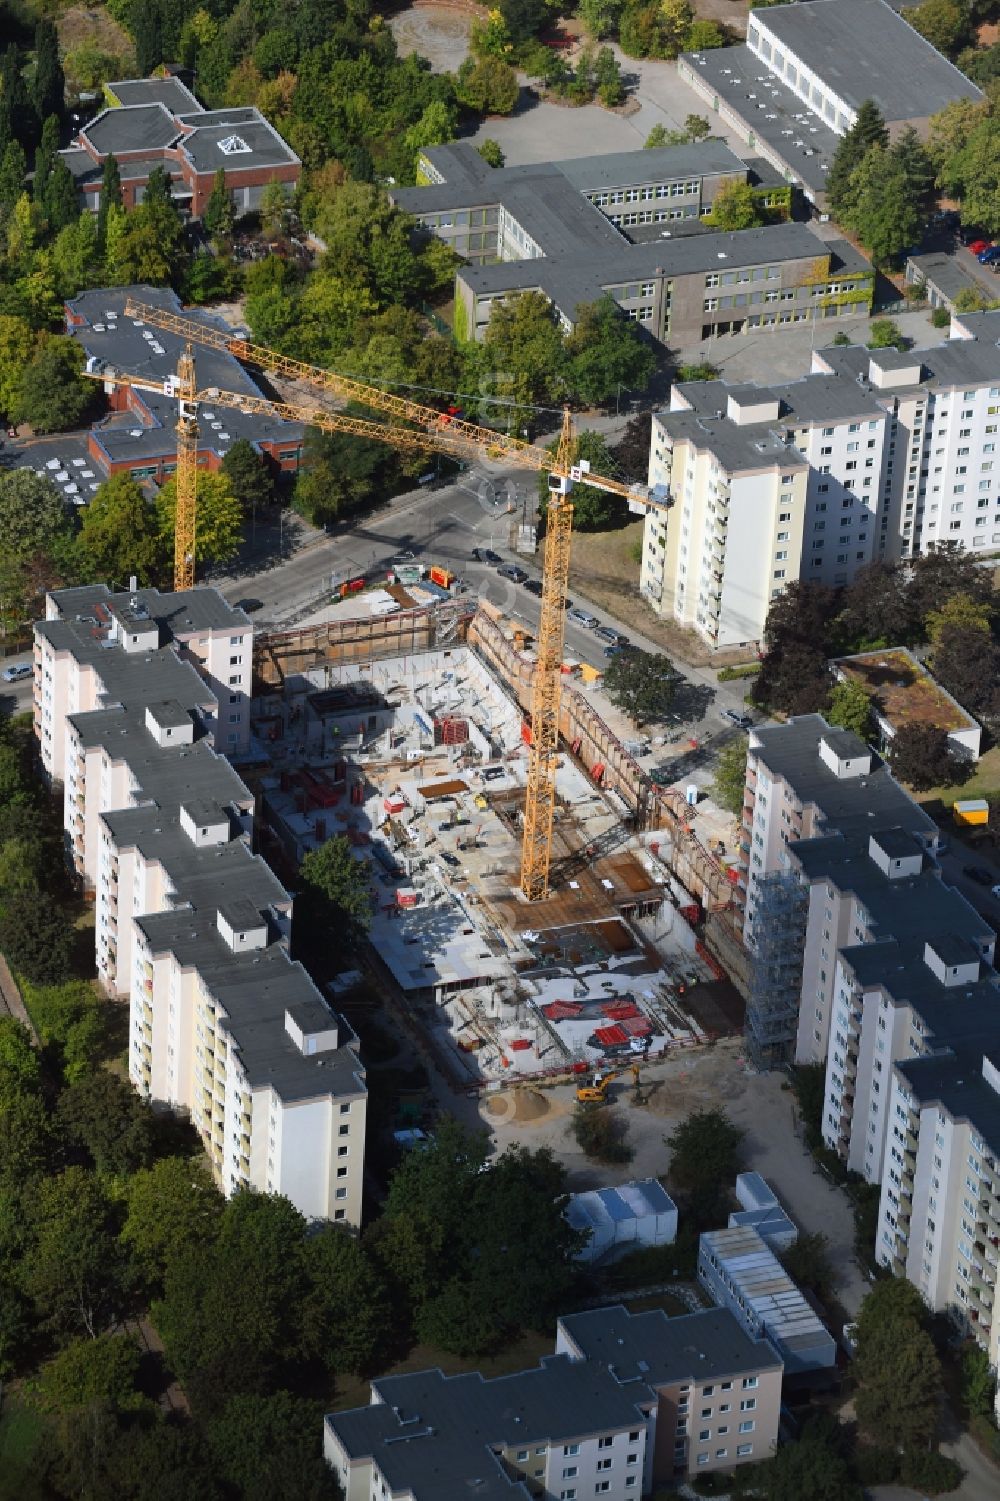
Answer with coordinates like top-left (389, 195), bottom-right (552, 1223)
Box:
top-left (218, 134), bottom-right (251, 155)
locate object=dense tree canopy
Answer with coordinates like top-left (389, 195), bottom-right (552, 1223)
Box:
top-left (603, 649), bottom-right (678, 724)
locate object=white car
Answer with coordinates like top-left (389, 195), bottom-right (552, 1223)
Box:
top-left (1, 663), bottom-right (31, 683)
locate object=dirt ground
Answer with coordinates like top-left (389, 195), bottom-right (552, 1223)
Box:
top-left (568, 522), bottom-right (758, 668)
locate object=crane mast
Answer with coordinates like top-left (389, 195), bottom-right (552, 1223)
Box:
top-left (85, 310), bottom-right (670, 902)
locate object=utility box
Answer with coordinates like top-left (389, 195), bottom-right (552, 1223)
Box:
top-left (954, 799), bottom-right (989, 826)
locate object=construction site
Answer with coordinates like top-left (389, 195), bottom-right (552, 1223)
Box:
top-left (243, 597), bottom-right (747, 1087)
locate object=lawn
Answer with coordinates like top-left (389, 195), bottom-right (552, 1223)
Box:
top-left (329, 1328), bottom-right (554, 1412)
top-left (914, 743), bottom-right (1000, 807)
top-left (0, 1397), bottom-right (49, 1501)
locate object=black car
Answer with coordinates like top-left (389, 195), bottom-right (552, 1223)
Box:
top-left (472, 547), bottom-right (502, 565)
top-left (523, 578), bottom-right (543, 597)
top-left (497, 564), bottom-right (528, 583)
top-left (964, 864), bottom-right (994, 886)
top-left (235, 597), bottom-right (264, 614)
top-left (594, 625), bottom-right (629, 646)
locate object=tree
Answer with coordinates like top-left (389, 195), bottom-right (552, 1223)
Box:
top-left (887, 722), bottom-right (958, 790)
top-left (825, 99), bottom-right (889, 217)
top-left (51, 209), bottom-right (100, 297)
top-left (156, 471), bottom-right (243, 567)
top-left (711, 737), bottom-right (748, 815)
top-left (19, 979), bottom-right (108, 1083)
top-left (931, 623), bottom-right (1000, 719)
top-left (838, 560), bottom-right (917, 648)
top-left (21, 1166), bottom-right (134, 1339)
top-left (482, 289), bottom-right (567, 414)
top-left (0, 44), bottom-right (38, 156)
top-left (499, 0), bottom-right (548, 45)
top-left (644, 123), bottom-right (670, 149)
top-left (841, 148), bottom-right (922, 268)
top-left (294, 427), bottom-right (397, 527)
top-left (780, 1231), bottom-right (833, 1299)
top-left (674, 361), bottom-right (719, 381)
top-left (564, 294), bottom-right (655, 406)
top-left (826, 677), bottom-right (874, 740)
top-left (259, 178), bottom-right (292, 238)
top-left (0, 889), bottom-right (74, 983)
top-left (594, 46), bottom-right (625, 107)
top-left (202, 167), bottom-right (234, 241)
top-left (33, 111), bottom-right (59, 212)
top-left (962, 1344), bottom-right (996, 1419)
top-left (603, 649), bottom-right (677, 724)
top-left (579, 0), bottom-right (627, 39)
top-left (908, 0), bottom-right (970, 56)
top-left (122, 1155), bottom-right (224, 1290)
top-left (221, 439), bottom-right (275, 517)
top-left (535, 428), bottom-right (620, 529)
top-left (685, 114), bottom-right (711, 140)
top-left (0, 139), bottom-right (27, 220)
top-left (15, 335), bottom-right (93, 433)
top-left (705, 179), bottom-right (763, 230)
top-left (298, 835), bottom-right (374, 938)
top-left (455, 56), bottom-right (520, 115)
top-left (33, 22), bottom-right (64, 132)
top-left (926, 590), bottom-right (993, 644)
top-left (477, 138), bottom-right (505, 168)
top-left (208, 1392), bottom-right (340, 1501)
top-left (854, 1278), bottom-right (942, 1451)
top-left (133, 8), bottom-right (164, 77)
top-left (32, 1333), bottom-right (146, 1417)
top-left (0, 465), bottom-right (72, 561)
top-left (0, 313), bottom-right (37, 417)
top-left (95, 154), bottom-right (121, 257)
top-left (666, 1108), bottom-right (742, 1226)
top-left (57, 1071), bottom-right (155, 1177)
top-left (890, 125), bottom-right (936, 219)
top-left (77, 473), bottom-right (163, 585)
top-left (0, 1016), bottom-right (42, 1093)
top-left (298, 1227), bottom-right (392, 1375)
top-left (753, 581), bottom-right (842, 715)
top-left (763, 1413), bottom-right (862, 1501)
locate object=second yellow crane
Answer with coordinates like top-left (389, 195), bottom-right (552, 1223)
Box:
top-left (86, 304), bottom-right (671, 902)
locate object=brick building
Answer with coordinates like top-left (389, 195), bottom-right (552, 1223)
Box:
top-left (60, 75), bottom-right (300, 219)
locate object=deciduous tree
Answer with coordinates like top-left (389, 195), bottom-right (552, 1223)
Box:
top-left (156, 471), bottom-right (243, 567)
top-left (208, 1392), bottom-right (340, 1501)
top-left (202, 166), bottom-right (234, 241)
top-left (221, 438), bottom-right (275, 516)
top-left (711, 738), bottom-right (748, 815)
top-left (706, 179), bottom-right (763, 230)
top-left (77, 473), bottom-right (163, 585)
top-left (854, 1278), bottom-right (942, 1451)
top-left (603, 649), bottom-right (677, 724)
top-left (564, 294), bottom-right (655, 406)
top-left (21, 1166), bottom-right (134, 1339)
top-left (122, 1155), bottom-right (224, 1290)
top-left (33, 1333), bottom-right (147, 1417)
top-left (666, 1108), bottom-right (743, 1227)
top-left (15, 335), bottom-right (93, 433)
top-left (0, 889), bottom-right (74, 983)
top-left (298, 834), bottom-right (374, 938)
top-left (907, 0), bottom-right (970, 56)
top-left (887, 722), bottom-right (958, 790)
top-left (57, 1071), bottom-right (155, 1177)
top-left (826, 677), bottom-right (875, 740)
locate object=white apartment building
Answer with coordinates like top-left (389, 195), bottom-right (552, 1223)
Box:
top-left (877, 1052), bottom-right (1000, 1398)
top-left (642, 376), bottom-right (889, 648)
top-left (814, 341), bottom-right (1000, 560)
top-left (325, 1306), bottom-right (782, 1499)
top-left (33, 582), bottom-right (367, 1226)
top-left (643, 327), bottom-right (1000, 649)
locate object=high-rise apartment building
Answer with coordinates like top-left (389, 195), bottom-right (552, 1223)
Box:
top-left (735, 715), bottom-right (1000, 1399)
top-left (33, 583), bottom-right (366, 1224)
top-left (643, 329), bottom-right (1000, 648)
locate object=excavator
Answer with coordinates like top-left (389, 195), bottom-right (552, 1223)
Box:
top-left (575, 1062), bottom-right (641, 1104)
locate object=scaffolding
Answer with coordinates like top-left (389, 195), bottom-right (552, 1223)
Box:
top-left (744, 871), bottom-right (808, 1071)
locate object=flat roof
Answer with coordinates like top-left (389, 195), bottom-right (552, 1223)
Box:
top-left (107, 76), bottom-right (201, 113)
top-left (680, 44), bottom-right (839, 197)
top-left (752, 0), bottom-right (983, 121)
top-left (700, 1227), bottom-right (835, 1361)
top-left (833, 648), bottom-right (979, 736)
top-left (557, 1304), bottom-right (783, 1383)
top-left (749, 714), bottom-right (937, 844)
top-left (329, 1355), bottom-right (653, 1501)
top-left (459, 222), bottom-right (861, 321)
top-left (82, 103), bottom-right (182, 156)
top-left (898, 1050), bottom-right (1000, 1156)
top-left (815, 334), bottom-right (1000, 397)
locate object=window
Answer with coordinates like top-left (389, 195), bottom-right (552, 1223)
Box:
top-left (697, 1454), bottom-right (710, 1466)
top-left (563, 1446), bottom-right (580, 1457)
top-left (740, 1398), bottom-right (756, 1411)
top-left (517, 1450), bottom-right (528, 1462)
top-left (560, 1492), bottom-right (577, 1500)
top-left (699, 1429), bottom-right (710, 1441)
top-left (562, 1466), bottom-right (578, 1478)
top-left (598, 1438), bottom-right (613, 1450)
top-left (595, 1484), bottom-right (610, 1495)
top-left (739, 1420), bottom-right (755, 1433)
top-left (597, 1458), bottom-right (612, 1471)
top-left (737, 1444), bottom-right (753, 1457)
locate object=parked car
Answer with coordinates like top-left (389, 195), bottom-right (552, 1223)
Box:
top-left (235, 598), bottom-right (263, 614)
top-left (1, 663), bottom-right (31, 683)
top-left (964, 864), bottom-right (994, 886)
top-left (594, 625), bottom-right (629, 646)
top-left (567, 607), bottom-right (599, 628)
top-left (497, 564), bottom-right (527, 583)
top-left (978, 247), bottom-right (1000, 264)
top-left (967, 239), bottom-right (992, 256)
top-left (523, 578), bottom-right (543, 597)
top-left (721, 708), bottom-right (754, 731)
top-left (472, 547), bottom-right (501, 565)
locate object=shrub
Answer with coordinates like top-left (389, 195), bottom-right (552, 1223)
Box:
top-left (899, 1448), bottom-right (962, 1494)
top-left (931, 306), bottom-right (951, 328)
top-left (571, 1106), bottom-right (633, 1163)
top-left (717, 663), bottom-right (760, 681)
top-left (855, 1445), bottom-right (900, 1486)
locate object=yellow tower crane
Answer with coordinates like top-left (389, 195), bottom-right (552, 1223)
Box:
top-left (86, 303), bottom-right (671, 901)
